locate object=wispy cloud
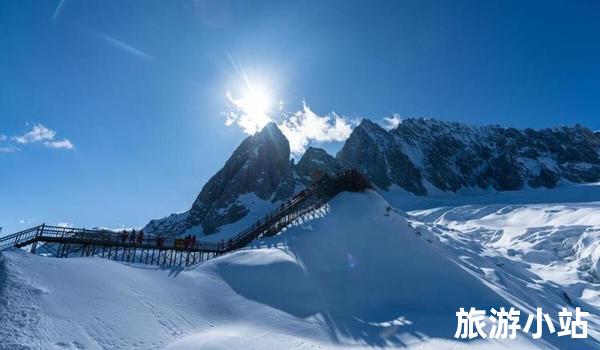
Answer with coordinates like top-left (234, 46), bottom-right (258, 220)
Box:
top-left (44, 139), bottom-right (75, 150)
top-left (52, 0), bottom-right (67, 23)
top-left (90, 28), bottom-right (155, 61)
top-left (0, 132), bottom-right (19, 153)
top-left (9, 123), bottom-right (75, 150)
top-left (0, 145), bottom-right (20, 153)
top-left (73, 23), bottom-right (155, 61)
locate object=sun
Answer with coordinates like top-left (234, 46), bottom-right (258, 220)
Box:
top-left (227, 85), bottom-right (273, 134)
top-left (237, 88), bottom-right (271, 119)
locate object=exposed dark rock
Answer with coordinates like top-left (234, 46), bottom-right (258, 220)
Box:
top-left (145, 123), bottom-right (295, 235)
top-left (336, 119), bottom-right (426, 194)
top-left (147, 117), bottom-right (600, 237)
top-left (295, 147), bottom-right (340, 185)
top-left (337, 118), bottom-right (600, 195)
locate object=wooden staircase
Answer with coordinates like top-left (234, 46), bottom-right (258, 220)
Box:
top-left (0, 169), bottom-right (370, 267)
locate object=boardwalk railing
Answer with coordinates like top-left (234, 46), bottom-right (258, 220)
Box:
top-left (0, 169), bottom-right (370, 266)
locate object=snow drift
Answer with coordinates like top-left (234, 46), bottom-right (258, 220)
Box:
top-left (1, 191), bottom-right (597, 349)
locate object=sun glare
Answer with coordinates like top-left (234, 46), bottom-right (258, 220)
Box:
top-left (238, 88), bottom-right (271, 119)
top-left (227, 85), bottom-right (273, 134)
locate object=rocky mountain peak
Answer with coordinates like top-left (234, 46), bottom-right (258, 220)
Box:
top-left (338, 117), bottom-right (600, 195)
top-left (337, 118), bottom-right (426, 194)
top-left (295, 147), bottom-right (340, 185)
top-left (353, 118), bottom-right (391, 145)
top-left (146, 117), bottom-right (600, 238)
top-left (145, 122), bottom-right (295, 236)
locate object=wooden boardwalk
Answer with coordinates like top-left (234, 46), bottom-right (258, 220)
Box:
top-left (0, 170), bottom-right (370, 267)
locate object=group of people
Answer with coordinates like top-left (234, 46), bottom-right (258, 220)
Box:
top-left (339, 169), bottom-right (356, 176)
top-left (253, 180), bottom-right (321, 231)
top-left (116, 229), bottom-right (204, 249)
top-left (108, 169), bottom-right (367, 254)
top-left (182, 235), bottom-right (197, 249)
top-left (290, 189), bottom-right (308, 202)
top-left (120, 229), bottom-right (144, 245)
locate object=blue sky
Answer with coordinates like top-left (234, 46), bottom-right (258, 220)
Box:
top-left (1, 0), bottom-right (599, 235)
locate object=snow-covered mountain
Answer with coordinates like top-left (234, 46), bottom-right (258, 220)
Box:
top-left (144, 123), bottom-right (296, 236)
top-left (4, 190), bottom-right (598, 349)
top-left (337, 119), bottom-right (427, 195)
top-left (339, 118), bottom-right (600, 194)
top-left (144, 125), bottom-right (340, 237)
top-left (4, 120), bottom-right (600, 349)
top-left (146, 118), bottom-right (600, 237)
top-left (294, 146), bottom-right (341, 186)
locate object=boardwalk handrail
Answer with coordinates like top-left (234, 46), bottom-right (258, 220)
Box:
top-left (0, 169), bottom-right (370, 265)
top-left (227, 175), bottom-right (328, 247)
top-left (0, 224), bottom-right (223, 252)
top-left (0, 226), bottom-right (40, 251)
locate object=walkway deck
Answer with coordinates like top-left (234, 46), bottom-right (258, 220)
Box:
top-left (0, 170), bottom-right (370, 267)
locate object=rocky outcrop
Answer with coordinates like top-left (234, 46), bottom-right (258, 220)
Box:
top-left (146, 118), bottom-right (600, 236)
top-left (294, 147), bottom-right (340, 185)
top-left (145, 123), bottom-right (295, 235)
top-left (336, 119), bottom-right (426, 194)
top-left (337, 118), bottom-right (600, 194)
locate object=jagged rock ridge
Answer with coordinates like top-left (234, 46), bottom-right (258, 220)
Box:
top-left (146, 118), bottom-right (600, 236)
top-left (294, 146), bottom-right (340, 186)
top-left (337, 118), bottom-right (600, 194)
top-left (145, 123), bottom-right (295, 235)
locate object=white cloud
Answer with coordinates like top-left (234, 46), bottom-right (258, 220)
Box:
top-left (0, 145), bottom-right (20, 153)
top-left (381, 113), bottom-right (402, 130)
top-left (224, 111), bottom-right (271, 136)
top-left (18, 218), bottom-right (36, 225)
top-left (225, 90), bottom-right (272, 135)
top-left (56, 222), bottom-right (72, 228)
top-left (44, 139), bottom-right (75, 150)
top-left (279, 103), bottom-right (355, 155)
top-left (13, 124), bottom-right (56, 144)
top-left (0, 134), bottom-right (17, 152)
top-left (225, 98), bottom-right (356, 155)
top-left (11, 123), bottom-right (75, 150)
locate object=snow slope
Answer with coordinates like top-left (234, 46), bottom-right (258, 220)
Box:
top-left (408, 201), bottom-right (600, 337)
top-left (382, 181), bottom-right (600, 211)
top-left (1, 191), bottom-right (598, 349)
top-left (173, 193), bottom-right (281, 242)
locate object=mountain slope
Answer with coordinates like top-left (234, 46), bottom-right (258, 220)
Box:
top-left (4, 191), bottom-right (587, 349)
top-left (294, 146), bottom-right (341, 185)
top-left (146, 118), bottom-right (600, 238)
top-left (336, 119), bottom-right (426, 194)
top-left (145, 123), bottom-right (295, 236)
top-left (407, 198), bottom-right (600, 345)
top-left (338, 118), bottom-right (600, 195)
